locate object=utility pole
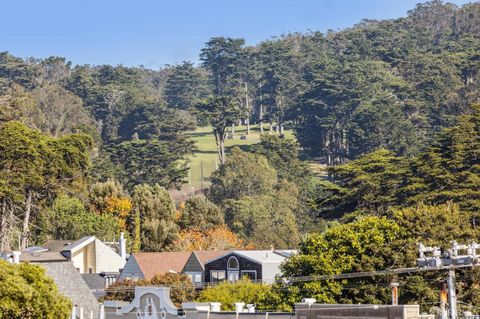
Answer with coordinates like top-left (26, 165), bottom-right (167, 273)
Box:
top-left (447, 269), bottom-right (457, 319)
top-left (245, 81), bottom-right (250, 135)
top-left (390, 282), bottom-right (399, 306)
top-left (440, 282), bottom-right (448, 319)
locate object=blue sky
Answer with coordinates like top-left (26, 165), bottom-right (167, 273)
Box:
top-left (0, 0), bottom-right (473, 68)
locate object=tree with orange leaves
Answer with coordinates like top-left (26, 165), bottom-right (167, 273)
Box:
top-left (104, 196), bottom-right (133, 231)
top-left (174, 224), bottom-right (247, 251)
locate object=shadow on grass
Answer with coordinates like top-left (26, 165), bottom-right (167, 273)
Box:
top-left (188, 131), bottom-right (212, 138)
top-left (194, 150), bottom-right (218, 155)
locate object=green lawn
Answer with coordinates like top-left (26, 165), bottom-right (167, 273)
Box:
top-left (187, 125), bottom-right (294, 189)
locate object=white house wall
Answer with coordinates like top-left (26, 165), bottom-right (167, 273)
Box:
top-left (95, 239), bottom-right (126, 273)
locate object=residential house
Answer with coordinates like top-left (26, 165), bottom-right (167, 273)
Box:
top-left (204, 250), bottom-right (296, 284)
top-left (12, 234), bottom-right (128, 300)
top-left (43, 234), bottom-right (127, 274)
top-left (119, 252), bottom-right (192, 281)
top-left (181, 250), bottom-right (229, 287)
top-left (118, 250), bottom-right (228, 286)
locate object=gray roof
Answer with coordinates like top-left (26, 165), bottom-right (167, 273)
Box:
top-left (40, 262), bottom-right (99, 319)
top-left (20, 252), bottom-right (67, 262)
top-left (42, 240), bottom-right (72, 252)
top-left (274, 250), bottom-right (298, 258)
top-left (234, 250), bottom-right (288, 263)
top-left (81, 273), bottom-right (107, 290)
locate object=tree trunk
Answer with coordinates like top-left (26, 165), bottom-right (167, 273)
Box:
top-left (279, 123), bottom-right (285, 136)
top-left (0, 199), bottom-right (8, 251)
top-left (21, 190), bottom-right (33, 250)
top-left (246, 118), bottom-right (250, 135)
top-left (269, 122), bottom-right (273, 133)
top-left (213, 129), bottom-right (226, 165)
top-left (231, 124), bottom-right (235, 137)
top-left (219, 138), bottom-right (225, 164)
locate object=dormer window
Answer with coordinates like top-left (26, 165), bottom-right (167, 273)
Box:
top-left (227, 256), bottom-right (239, 270)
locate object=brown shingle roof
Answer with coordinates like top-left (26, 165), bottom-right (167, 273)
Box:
top-left (132, 252), bottom-right (192, 280)
top-left (193, 250), bottom-right (230, 266)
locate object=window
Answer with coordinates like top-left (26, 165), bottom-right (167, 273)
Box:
top-left (185, 272), bottom-right (202, 284)
top-left (194, 273), bottom-right (202, 283)
top-left (241, 270), bottom-right (257, 282)
top-left (210, 270), bottom-right (226, 283)
top-left (227, 272), bottom-right (239, 282)
top-left (227, 256), bottom-right (239, 270)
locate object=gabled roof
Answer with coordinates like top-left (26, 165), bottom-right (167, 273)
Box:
top-left (62, 236), bottom-right (96, 253)
top-left (132, 252), bottom-right (192, 280)
top-left (204, 250), bottom-right (297, 265)
top-left (193, 250), bottom-right (231, 267)
top-left (41, 262), bottom-right (99, 318)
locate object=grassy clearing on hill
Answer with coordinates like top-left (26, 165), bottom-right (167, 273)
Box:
top-left (187, 125), bottom-right (294, 189)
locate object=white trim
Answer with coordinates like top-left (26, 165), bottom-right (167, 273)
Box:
top-left (205, 252), bottom-right (261, 266)
top-left (227, 256), bottom-right (239, 270)
top-left (209, 270), bottom-right (226, 282)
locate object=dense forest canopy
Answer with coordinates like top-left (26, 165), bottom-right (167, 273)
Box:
top-left (1, 0), bottom-right (480, 311)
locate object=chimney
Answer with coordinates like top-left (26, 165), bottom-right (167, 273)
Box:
top-left (119, 232), bottom-right (126, 260)
top-left (12, 251), bottom-right (21, 264)
top-left (210, 303), bottom-right (221, 312)
top-left (234, 302), bottom-right (245, 313)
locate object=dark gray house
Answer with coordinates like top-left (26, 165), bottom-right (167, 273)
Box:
top-left (204, 250), bottom-right (296, 284)
top-left (181, 250), bottom-right (229, 287)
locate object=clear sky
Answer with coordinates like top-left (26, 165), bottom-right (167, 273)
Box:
top-left (0, 0), bottom-right (473, 69)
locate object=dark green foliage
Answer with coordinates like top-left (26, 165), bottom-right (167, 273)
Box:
top-left (253, 135), bottom-right (310, 183)
top-left (132, 184), bottom-right (179, 251)
top-left (0, 121), bottom-right (93, 250)
top-left (401, 105), bottom-right (480, 217)
top-left (210, 147), bottom-right (299, 248)
top-left (36, 195), bottom-right (119, 242)
top-left (104, 138), bottom-right (192, 189)
top-left (200, 37), bottom-right (246, 96)
top-left (209, 147), bottom-right (276, 204)
top-left (319, 149), bottom-right (408, 218)
top-left (164, 61), bottom-right (210, 111)
top-left (178, 196), bottom-right (224, 231)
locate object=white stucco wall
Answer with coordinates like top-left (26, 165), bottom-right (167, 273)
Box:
top-left (95, 239), bottom-right (126, 273)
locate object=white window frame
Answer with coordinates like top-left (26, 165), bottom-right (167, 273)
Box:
top-left (227, 256), bottom-right (239, 270)
top-left (185, 271), bottom-right (203, 283)
top-left (210, 270), bottom-right (226, 283)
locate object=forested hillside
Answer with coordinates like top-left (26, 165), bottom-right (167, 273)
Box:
top-left (0, 2), bottom-right (479, 304)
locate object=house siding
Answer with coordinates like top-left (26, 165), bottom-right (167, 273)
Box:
top-left (204, 253), bottom-right (262, 283)
top-left (182, 253), bottom-right (204, 273)
top-left (182, 252), bottom-right (206, 287)
top-left (118, 256), bottom-right (144, 281)
top-left (95, 239), bottom-right (125, 273)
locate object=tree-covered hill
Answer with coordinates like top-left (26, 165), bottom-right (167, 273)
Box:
top-left (0, 0), bottom-right (479, 257)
